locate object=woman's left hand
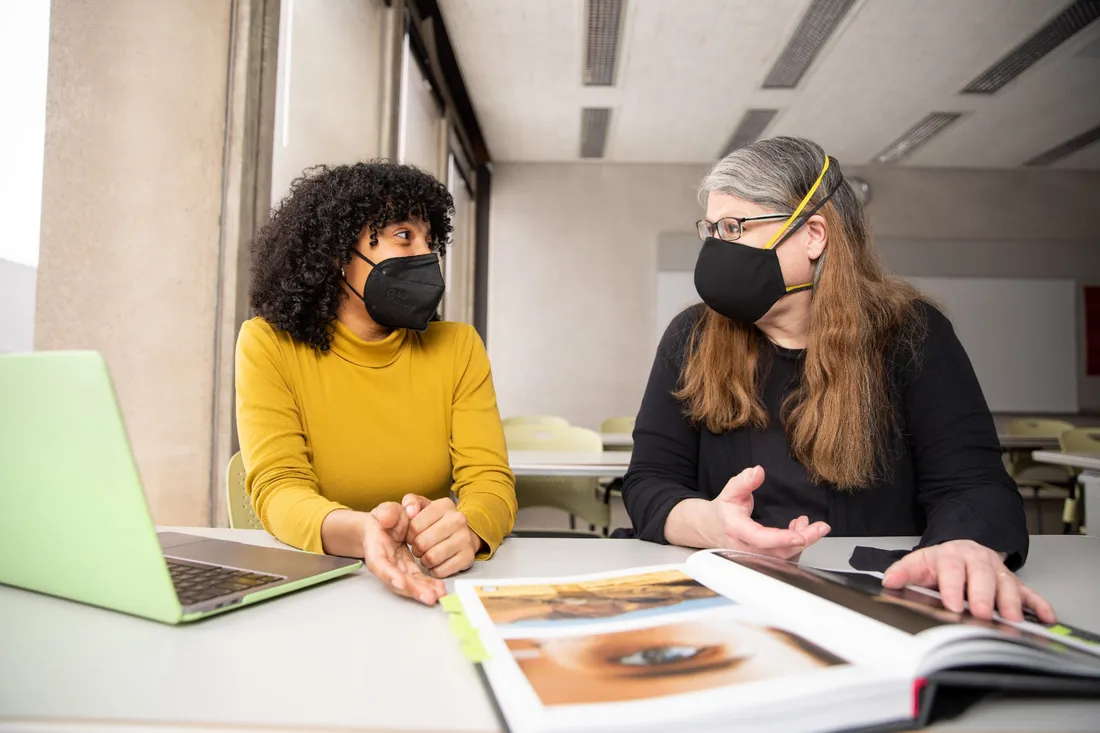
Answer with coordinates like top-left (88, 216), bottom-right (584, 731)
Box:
top-left (882, 539), bottom-right (1056, 623)
top-left (402, 495), bottom-right (483, 578)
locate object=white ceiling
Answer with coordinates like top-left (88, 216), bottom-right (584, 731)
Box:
top-left (438, 0), bottom-right (1100, 169)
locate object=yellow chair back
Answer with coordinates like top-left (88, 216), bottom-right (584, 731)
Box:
top-left (505, 424), bottom-right (603, 452)
top-left (1060, 428), bottom-right (1100, 462)
top-left (226, 451), bottom-right (264, 530)
top-left (600, 416), bottom-right (635, 435)
top-left (1006, 419), bottom-right (1075, 438)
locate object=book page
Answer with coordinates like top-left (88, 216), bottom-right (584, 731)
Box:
top-left (692, 551), bottom-right (1100, 674)
top-left (455, 564), bottom-right (911, 733)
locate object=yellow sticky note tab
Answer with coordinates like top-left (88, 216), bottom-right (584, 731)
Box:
top-left (440, 594), bottom-right (463, 614)
top-left (461, 636), bottom-right (490, 663)
top-left (1049, 624), bottom-right (1073, 637)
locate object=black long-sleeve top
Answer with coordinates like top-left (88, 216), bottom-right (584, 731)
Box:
top-left (622, 303), bottom-right (1029, 570)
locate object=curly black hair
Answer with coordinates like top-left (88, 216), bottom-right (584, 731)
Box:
top-left (249, 161), bottom-right (454, 350)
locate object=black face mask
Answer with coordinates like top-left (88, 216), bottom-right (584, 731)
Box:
top-left (694, 157), bottom-right (841, 325)
top-left (343, 251), bottom-right (445, 332)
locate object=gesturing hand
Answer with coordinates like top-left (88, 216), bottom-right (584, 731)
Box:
top-left (403, 494), bottom-right (483, 579)
top-left (882, 540), bottom-right (1055, 623)
top-left (707, 466), bottom-right (831, 560)
top-left (361, 502), bottom-right (446, 606)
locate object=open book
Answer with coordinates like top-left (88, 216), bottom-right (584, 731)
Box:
top-left (446, 549), bottom-right (1100, 733)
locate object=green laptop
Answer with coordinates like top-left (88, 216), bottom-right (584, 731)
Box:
top-left (0, 351), bottom-right (361, 624)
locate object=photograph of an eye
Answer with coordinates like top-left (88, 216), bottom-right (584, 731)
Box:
top-left (475, 569), bottom-right (734, 630)
top-left (616, 645), bottom-right (711, 667)
top-left (505, 615), bottom-right (847, 706)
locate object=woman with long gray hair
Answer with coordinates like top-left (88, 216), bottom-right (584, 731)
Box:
top-left (622, 136), bottom-right (1054, 624)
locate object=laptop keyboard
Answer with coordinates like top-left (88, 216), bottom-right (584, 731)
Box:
top-left (167, 560), bottom-right (283, 607)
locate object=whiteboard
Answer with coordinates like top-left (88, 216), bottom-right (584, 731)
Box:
top-left (655, 271), bottom-right (700, 345)
top-left (909, 278), bottom-right (1077, 413)
top-left (655, 273), bottom-right (1079, 412)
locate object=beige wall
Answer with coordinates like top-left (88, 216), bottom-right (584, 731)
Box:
top-left (489, 163), bottom-right (1100, 428)
top-left (35, 0), bottom-right (235, 525)
top-left (488, 163), bottom-right (707, 429)
top-left (839, 165), bottom-right (1100, 412)
top-left (270, 0), bottom-right (386, 203)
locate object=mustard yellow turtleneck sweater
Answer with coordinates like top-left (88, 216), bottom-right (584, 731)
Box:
top-left (234, 317), bottom-right (517, 557)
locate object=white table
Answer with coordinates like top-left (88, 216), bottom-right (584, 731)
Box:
top-left (508, 450), bottom-right (630, 478)
top-left (2, 531), bottom-right (1099, 732)
top-left (599, 432), bottom-right (633, 449)
top-left (1032, 450), bottom-right (1100, 536)
top-left (999, 435), bottom-right (1062, 451)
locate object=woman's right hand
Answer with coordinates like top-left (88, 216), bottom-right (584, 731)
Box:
top-left (362, 502), bottom-right (446, 605)
top-left (666, 466), bottom-right (830, 559)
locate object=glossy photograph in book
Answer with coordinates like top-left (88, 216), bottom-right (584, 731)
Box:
top-left (475, 569), bottom-right (733, 628)
top-left (715, 551), bottom-right (948, 635)
top-left (505, 613), bottom-right (848, 706)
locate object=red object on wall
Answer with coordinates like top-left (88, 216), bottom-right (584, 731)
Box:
top-left (1088, 287), bottom-right (1100, 376)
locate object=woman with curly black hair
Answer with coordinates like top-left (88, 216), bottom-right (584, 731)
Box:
top-left (235, 161), bottom-right (516, 606)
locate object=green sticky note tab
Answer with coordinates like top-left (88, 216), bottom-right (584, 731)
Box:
top-left (461, 636), bottom-right (490, 663)
top-left (1049, 624), bottom-right (1073, 637)
top-left (440, 594), bottom-right (463, 614)
top-left (450, 613), bottom-right (476, 639)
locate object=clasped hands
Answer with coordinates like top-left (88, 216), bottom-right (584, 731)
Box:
top-left (360, 495), bottom-right (483, 606)
top-left (702, 466), bottom-right (1055, 624)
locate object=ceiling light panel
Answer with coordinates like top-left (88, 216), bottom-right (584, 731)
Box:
top-left (762, 0), bottom-right (857, 89)
top-left (1026, 122), bottom-right (1100, 166)
top-left (962, 0), bottom-right (1100, 94)
top-left (874, 112), bottom-right (962, 164)
top-left (580, 107), bottom-right (612, 158)
top-left (720, 109), bottom-right (779, 158)
top-left (584, 0), bottom-right (625, 86)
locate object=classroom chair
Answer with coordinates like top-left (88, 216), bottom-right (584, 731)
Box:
top-left (225, 451), bottom-right (596, 543)
top-left (502, 415), bottom-right (570, 428)
top-left (504, 424), bottom-right (610, 535)
top-left (598, 416), bottom-right (635, 503)
top-left (599, 416), bottom-right (635, 434)
top-left (1058, 428), bottom-right (1100, 535)
top-left (226, 451), bottom-right (264, 530)
top-left (1005, 418), bottom-right (1075, 533)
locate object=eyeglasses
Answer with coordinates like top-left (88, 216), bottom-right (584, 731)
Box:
top-left (696, 214), bottom-right (794, 243)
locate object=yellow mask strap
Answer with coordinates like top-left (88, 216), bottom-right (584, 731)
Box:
top-left (763, 156), bottom-right (831, 251)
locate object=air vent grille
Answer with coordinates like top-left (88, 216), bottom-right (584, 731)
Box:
top-left (874, 112), bottom-right (962, 164)
top-left (584, 0), bottom-right (625, 86)
top-left (720, 109), bottom-right (779, 158)
top-left (1026, 123), bottom-right (1100, 166)
top-left (762, 0), bottom-right (856, 89)
top-left (580, 107), bottom-right (612, 158)
top-left (962, 0), bottom-right (1100, 94)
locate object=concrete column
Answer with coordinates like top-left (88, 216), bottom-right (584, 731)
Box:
top-left (35, 0), bottom-right (248, 525)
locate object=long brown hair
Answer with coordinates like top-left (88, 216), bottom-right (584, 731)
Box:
top-left (677, 137), bottom-right (925, 489)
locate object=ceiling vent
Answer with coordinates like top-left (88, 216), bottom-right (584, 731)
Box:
top-left (1026, 123), bottom-right (1100, 166)
top-left (584, 0), bottom-right (625, 86)
top-left (762, 0), bottom-right (856, 89)
top-left (719, 109), bottom-right (779, 158)
top-left (962, 0), bottom-right (1100, 94)
top-left (874, 112), bottom-right (962, 164)
top-left (580, 107), bottom-right (612, 158)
